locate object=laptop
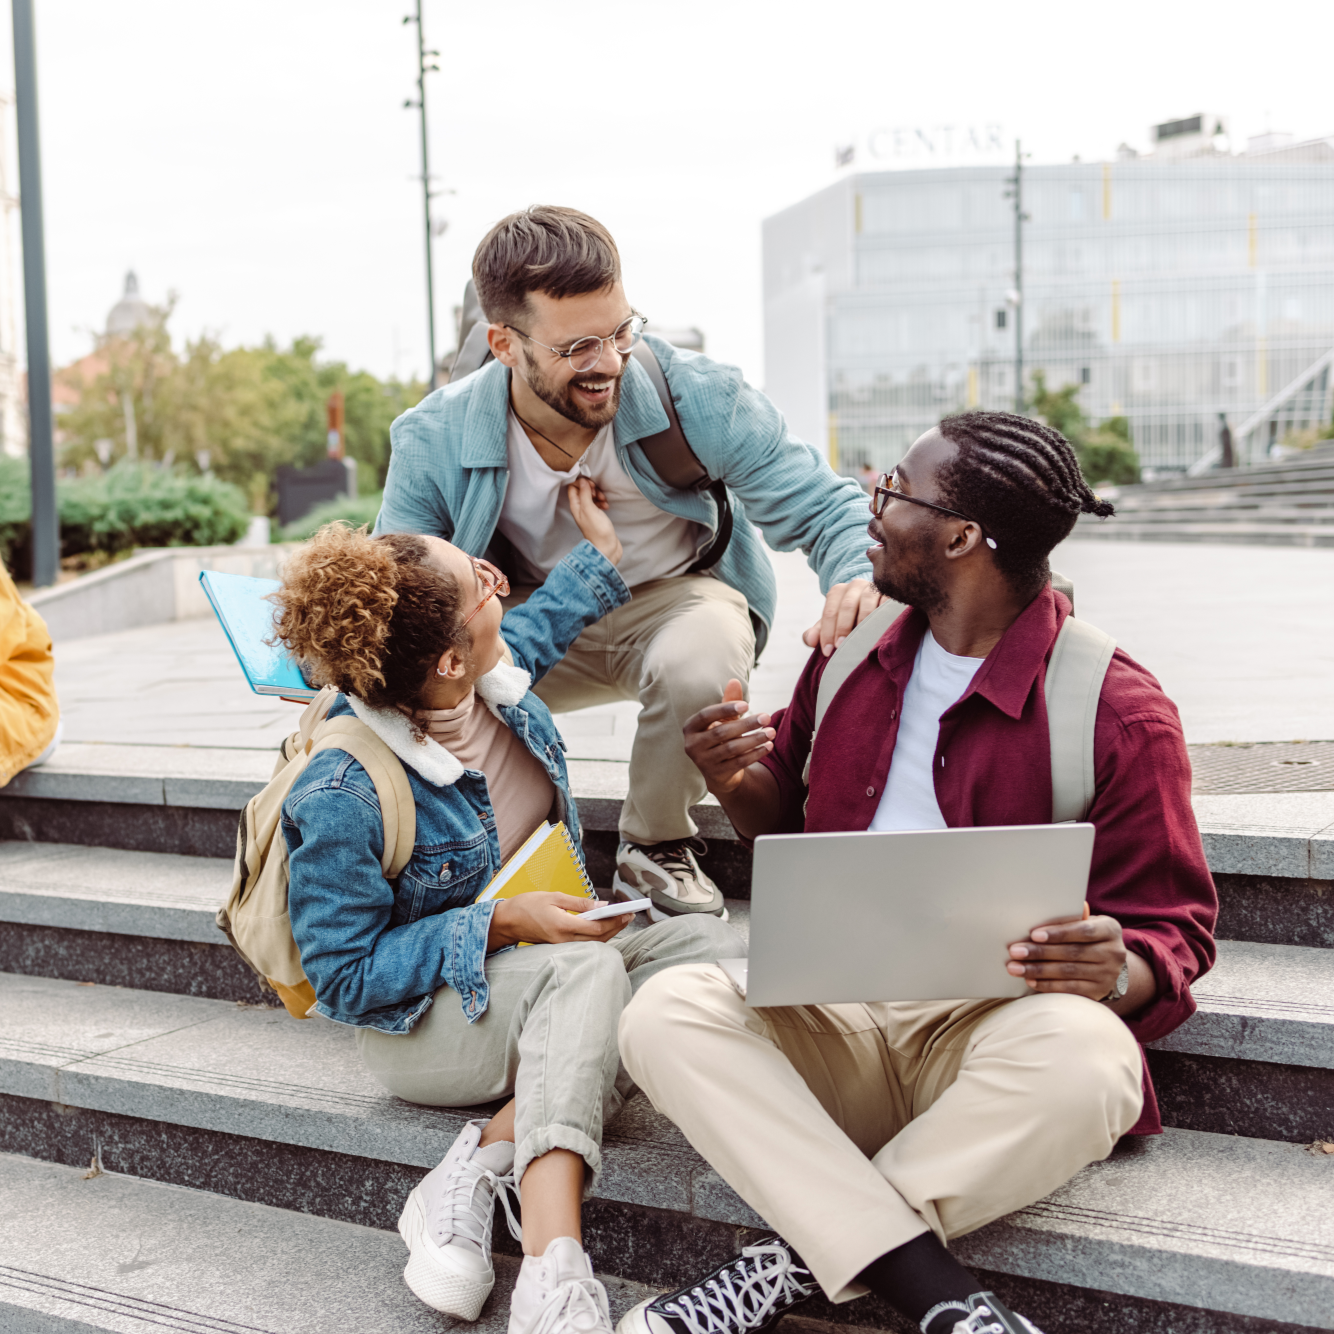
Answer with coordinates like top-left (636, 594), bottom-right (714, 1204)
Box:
top-left (717, 823), bottom-right (1095, 1007)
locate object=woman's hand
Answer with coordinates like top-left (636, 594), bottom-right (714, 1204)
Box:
top-left (487, 892), bottom-right (628, 952)
top-left (568, 477), bottom-right (622, 566)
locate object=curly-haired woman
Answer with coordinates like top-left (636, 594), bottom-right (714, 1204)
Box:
top-left (272, 480), bottom-right (744, 1334)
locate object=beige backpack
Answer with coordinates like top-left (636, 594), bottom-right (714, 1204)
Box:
top-left (803, 574), bottom-right (1116, 823)
top-left (216, 687), bottom-right (418, 1018)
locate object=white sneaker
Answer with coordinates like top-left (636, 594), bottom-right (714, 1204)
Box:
top-left (613, 839), bottom-right (728, 923)
top-left (509, 1236), bottom-right (614, 1334)
top-left (398, 1119), bottom-right (521, 1320)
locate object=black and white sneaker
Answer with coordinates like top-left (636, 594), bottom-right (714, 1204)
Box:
top-left (922, 1291), bottom-right (1045, 1334)
top-left (615, 1238), bottom-right (814, 1334)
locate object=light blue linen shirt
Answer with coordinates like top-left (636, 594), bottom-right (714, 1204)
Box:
top-left (375, 335), bottom-right (874, 657)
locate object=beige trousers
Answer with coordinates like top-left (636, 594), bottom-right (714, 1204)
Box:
top-left (511, 575), bottom-right (755, 845)
top-left (618, 963), bottom-right (1143, 1304)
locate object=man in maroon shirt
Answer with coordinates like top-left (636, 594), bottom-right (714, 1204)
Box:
top-left (615, 412), bottom-right (1216, 1334)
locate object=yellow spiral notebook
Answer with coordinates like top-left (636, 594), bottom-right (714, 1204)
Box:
top-left (474, 821), bottom-right (595, 907)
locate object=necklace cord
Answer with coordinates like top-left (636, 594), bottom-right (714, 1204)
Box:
top-left (512, 406), bottom-right (576, 461)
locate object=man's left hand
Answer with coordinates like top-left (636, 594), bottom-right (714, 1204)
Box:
top-left (1007, 914), bottom-right (1127, 1000)
top-left (802, 578), bottom-right (886, 657)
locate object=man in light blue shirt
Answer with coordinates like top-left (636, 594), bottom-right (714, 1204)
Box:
top-left (378, 206), bottom-right (880, 917)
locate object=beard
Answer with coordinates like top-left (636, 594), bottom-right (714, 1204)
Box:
top-left (873, 526), bottom-right (950, 616)
top-left (522, 348), bottom-right (623, 430)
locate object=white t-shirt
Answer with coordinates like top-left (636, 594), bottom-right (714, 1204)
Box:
top-left (496, 413), bottom-right (704, 589)
top-left (869, 631), bottom-right (986, 832)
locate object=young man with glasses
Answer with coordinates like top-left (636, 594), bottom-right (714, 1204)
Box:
top-left (615, 413), bottom-right (1216, 1334)
top-left (377, 206), bottom-right (881, 921)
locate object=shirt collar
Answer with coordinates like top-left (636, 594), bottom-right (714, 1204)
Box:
top-left (460, 361), bottom-right (512, 468)
top-left (875, 583), bottom-right (1068, 721)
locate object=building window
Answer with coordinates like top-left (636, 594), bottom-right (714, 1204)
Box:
top-left (1079, 367), bottom-right (1091, 384)
top-left (995, 310), bottom-right (1007, 330)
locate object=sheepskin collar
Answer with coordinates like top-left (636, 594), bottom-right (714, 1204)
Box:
top-left (346, 660), bottom-right (533, 787)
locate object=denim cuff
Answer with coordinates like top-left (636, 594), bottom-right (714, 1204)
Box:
top-left (555, 540), bottom-right (632, 617)
top-left (447, 899), bottom-right (498, 1023)
top-left (514, 1123), bottom-right (604, 1192)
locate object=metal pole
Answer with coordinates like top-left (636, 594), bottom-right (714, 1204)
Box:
top-left (1013, 139), bottom-right (1024, 414)
top-left (406, 1), bottom-right (438, 390)
top-left (12, 0), bottom-right (57, 586)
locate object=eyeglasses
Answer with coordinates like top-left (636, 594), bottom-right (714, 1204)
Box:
top-left (872, 472), bottom-right (998, 550)
top-left (505, 313), bottom-right (648, 373)
top-left (462, 558), bottom-right (509, 626)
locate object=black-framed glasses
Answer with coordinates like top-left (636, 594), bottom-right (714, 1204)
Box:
top-left (505, 313), bottom-right (647, 373)
top-left (872, 471), bottom-right (998, 550)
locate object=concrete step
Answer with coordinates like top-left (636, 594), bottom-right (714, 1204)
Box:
top-left (1146, 939), bottom-right (1334, 1141)
top-left (3, 745), bottom-right (1330, 906)
top-left (0, 896), bottom-right (1325, 1143)
top-left (0, 1150), bottom-right (662, 1334)
top-left (0, 975), bottom-right (1330, 1331)
top-left (1071, 521), bottom-right (1334, 548)
top-left (0, 841), bottom-right (269, 1005)
top-left (1, 849), bottom-right (1330, 1071)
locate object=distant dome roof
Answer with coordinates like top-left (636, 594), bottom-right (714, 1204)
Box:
top-left (106, 271), bottom-right (151, 335)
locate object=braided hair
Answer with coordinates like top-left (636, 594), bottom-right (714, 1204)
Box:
top-left (936, 410), bottom-right (1114, 596)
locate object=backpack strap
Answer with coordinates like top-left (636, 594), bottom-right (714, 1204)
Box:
top-left (627, 342), bottom-right (733, 574)
top-left (801, 598), bottom-right (906, 786)
top-left (309, 718), bottom-right (417, 879)
top-left (1044, 616), bottom-right (1116, 823)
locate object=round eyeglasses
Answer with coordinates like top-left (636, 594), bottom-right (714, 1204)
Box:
top-left (871, 472), bottom-right (998, 550)
top-left (462, 558), bottom-right (510, 627)
top-left (505, 313), bottom-right (647, 373)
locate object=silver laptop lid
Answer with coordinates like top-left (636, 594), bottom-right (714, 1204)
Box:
top-left (745, 824), bottom-right (1094, 1008)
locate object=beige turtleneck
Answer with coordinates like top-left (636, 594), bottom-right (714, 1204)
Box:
top-left (413, 689), bottom-right (557, 862)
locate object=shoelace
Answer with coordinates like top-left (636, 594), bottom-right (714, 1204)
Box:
top-left (640, 837), bottom-right (708, 883)
top-left (431, 1156), bottom-right (523, 1248)
top-left (660, 1243), bottom-right (815, 1334)
top-left (528, 1275), bottom-right (610, 1334)
top-left (954, 1306), bottom-right (1005, 1334)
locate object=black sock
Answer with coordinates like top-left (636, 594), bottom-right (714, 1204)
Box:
top-left (856, 1232), bottom-right (979, 1332)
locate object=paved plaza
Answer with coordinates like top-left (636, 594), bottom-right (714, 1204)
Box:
top-left (50, 539), bottom-right (1334, 755)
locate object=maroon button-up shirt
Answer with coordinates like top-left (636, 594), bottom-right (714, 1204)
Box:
top-left (758, 584), bottom-right (1217, 1135)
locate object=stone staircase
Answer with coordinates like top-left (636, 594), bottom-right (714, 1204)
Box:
top-left (0, 745), bottom-right (1331, 1332)
top-left (1073, 440), bottom-right (1334, 547)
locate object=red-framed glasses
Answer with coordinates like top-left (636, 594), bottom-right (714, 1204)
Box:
top-left (462, 558), bottom-right (510, 626)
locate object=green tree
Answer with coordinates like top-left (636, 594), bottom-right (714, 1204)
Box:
top-left (56, 314), bottom-right (425, 518)
top-left (1029, 372), bottom-right (1140, 486)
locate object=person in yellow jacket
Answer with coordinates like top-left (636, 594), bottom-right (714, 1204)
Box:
top-left (0, 559), bottom-right (59, 786)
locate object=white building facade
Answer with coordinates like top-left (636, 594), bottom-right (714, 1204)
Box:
top-left (763, 125), bottom-right (1334, 473)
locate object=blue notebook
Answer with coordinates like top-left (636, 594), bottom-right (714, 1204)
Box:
top-left (200, 570), bottom-right (318, 700)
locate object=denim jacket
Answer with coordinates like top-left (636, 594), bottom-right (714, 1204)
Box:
top-left (375, 335), bottom-right (876, 658)
top-left (281, 540), bottom-right (631, 1035)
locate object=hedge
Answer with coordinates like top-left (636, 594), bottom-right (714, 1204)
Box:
top-left (0, 459), bottom-right (251, 578)
top-left (280, 491), bottom-right (383, 542)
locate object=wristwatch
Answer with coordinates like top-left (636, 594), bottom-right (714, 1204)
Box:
top-left (1100, 960), bottom-right (1131, 1005)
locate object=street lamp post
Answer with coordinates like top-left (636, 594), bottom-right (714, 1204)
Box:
top-left (12, 0), bottom-right (57, 586)
top-left (404, 2), bottom-right (440, 390)
top-left (1003, 140), bottom-right (1029, 415)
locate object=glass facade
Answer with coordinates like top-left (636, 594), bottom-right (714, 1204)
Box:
top-left (762, 144), bottom-right (1334, 474)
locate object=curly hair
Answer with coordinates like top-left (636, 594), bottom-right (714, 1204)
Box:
top-left (270, 524), bottom-right (468, 711)
top-left (936, 411), bottom-right (1115, 596)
